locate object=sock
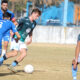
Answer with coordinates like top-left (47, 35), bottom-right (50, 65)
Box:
top-left (72, 64), bottom-right (77, 80)
top-left (0, 55), bottom-right (7, 62)
top-left (11, 60), bottom-right (18, 67)
top-left (2, 50), bottom-right (6, 56)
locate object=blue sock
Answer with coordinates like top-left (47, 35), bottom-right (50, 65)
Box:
top-left (72, 65), bottom-right (77, 80)
top-left (11, 60), bottom-right (18, 67)
top-left (0, 57), bottom-right (4, 62)
top-left (0, 55), bottom-right (7, 61)
top-left (0, 55), bottom-right (7, 65)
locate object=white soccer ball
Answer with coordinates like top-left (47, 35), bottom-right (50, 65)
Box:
top-left (24, 64), bottom-right (34, 73)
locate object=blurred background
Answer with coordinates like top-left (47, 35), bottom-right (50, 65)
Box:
top-left (1, 0), bottom-right (80, 44)
top-left (7, 0), bottom-right (80, 26)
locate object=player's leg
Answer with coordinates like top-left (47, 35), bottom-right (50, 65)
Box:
top-left (10, 48), bottom-right (27, 67)
top-left (11, 41), bottom-right (27, 67)
top-left (8, 41), bottom-right (27, 73)
top-left (72, 59), bottom-right (78, 80)
top-left (2, 33), bottom-right (10, 56)
top-left (0, 50), bottom-right (18, 65)
top-left (0, 39), bottom-right (19, 65)
top-left (72, 35), bottom-right (80, 80)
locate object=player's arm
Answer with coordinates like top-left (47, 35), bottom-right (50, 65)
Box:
top-left (75, 43), bottom-right (80, 63)
top-left (26, 21), bottom-right (36, 45)
top-left (26, 31), bottom-right (33, 45)
top-left (12, 18), bottom-right (18, 25)
top-left (11, 22), bottom-right (21, 42)
top-left (72, 41), bottom-right (80, 69)
top-left (14, 32), bottom-right (21, 42)
top-left (11, 12), bottom-right (18, 26)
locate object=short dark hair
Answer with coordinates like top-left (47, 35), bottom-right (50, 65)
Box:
top-left (1, 0), bottom-right (8, 4)
top-left (31, 8), bottom-right (41, 16)
top-left (3, 12), bottom-right (11, 18)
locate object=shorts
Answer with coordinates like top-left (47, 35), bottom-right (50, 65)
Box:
top-left (3, 33), bottom-right (10, 42)
top-left (10, 39), bottom-right (27, 51)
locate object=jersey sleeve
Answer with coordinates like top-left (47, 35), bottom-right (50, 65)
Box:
top-left (11, 22), bottom-right (17, 33)
top-left (10, 13), bottom-right (15, 20)
top-left (17, 17), bottom-right (25, 24)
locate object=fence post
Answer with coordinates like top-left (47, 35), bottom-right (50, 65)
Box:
top-left (63, 0), bottom-right (69, 27)
top-left (26, 1), bottom-right (32, 17)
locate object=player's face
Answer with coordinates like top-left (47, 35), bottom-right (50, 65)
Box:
top-left (1, 3), bottom-right (8, 11)
top-left (32, 12), bottom-right (40, 20)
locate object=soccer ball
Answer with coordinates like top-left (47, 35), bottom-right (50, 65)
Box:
top-left (24, 64), bottom-right (34, 74)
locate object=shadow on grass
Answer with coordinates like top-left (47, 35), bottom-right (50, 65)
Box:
top-left (3, 64), bottom-right (21, 66)
top-left (0, 72), bottom-right (17, 76)
top-left (0, 71), bottom-right (24, 77)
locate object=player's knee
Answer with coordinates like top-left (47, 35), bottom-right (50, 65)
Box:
top-left (20, 49), bottom-right (27, 57)
top-left (22, 52), bottom-right (27, 57)
top-left (4, 42), bottom-right (8, 48)
top-left (13, 50), bottom-right (18, 56)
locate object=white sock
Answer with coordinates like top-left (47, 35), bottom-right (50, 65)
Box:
top-left (2, 50), bottom-right (6, 56)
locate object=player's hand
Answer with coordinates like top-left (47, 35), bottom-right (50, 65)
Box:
top-left (72, 59), bottom-right (77, 69)
top-left (73, 63), bottom-right (77, 69)
top-left (14, 38), bottom-right (19, 43)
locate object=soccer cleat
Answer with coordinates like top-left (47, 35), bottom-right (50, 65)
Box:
top-left (8, 65), bottom-right (17, 73)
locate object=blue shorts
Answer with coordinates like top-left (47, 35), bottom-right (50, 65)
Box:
top-left (3, 33), bottom-right (10, 42)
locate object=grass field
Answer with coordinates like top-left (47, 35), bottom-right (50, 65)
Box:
top-left (0, 43), bottom-right (79, 80)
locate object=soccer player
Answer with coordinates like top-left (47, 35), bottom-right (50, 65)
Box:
top-left (72, 34), bottom-right (80, 80)
top-left (0, 8), bottom-right (41, 73)
top-left (0, 0), bottom-right (18, 56)
top-left (0, 12), bottom-right (20, 56)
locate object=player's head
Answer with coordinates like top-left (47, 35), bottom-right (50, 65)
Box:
top-left (31, 8), bottom-right (41, 20)
top-left (3, 12), bottom-right (11, 20)
top-left (1, 0), bottom-right (8, 11)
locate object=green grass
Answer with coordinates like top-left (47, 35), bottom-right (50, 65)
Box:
top-left (0, 43), bottom-right (78, 80)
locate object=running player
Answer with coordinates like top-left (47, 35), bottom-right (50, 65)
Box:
top-left (0, 0), bottom-right (17, 56)
top-left (0, 12), bottom-right (20, 56)
top-left (0, 8), bottom-right (41, 73)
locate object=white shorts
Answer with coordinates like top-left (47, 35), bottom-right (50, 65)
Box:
top-left (10, 40), bottom-right (27, 51)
